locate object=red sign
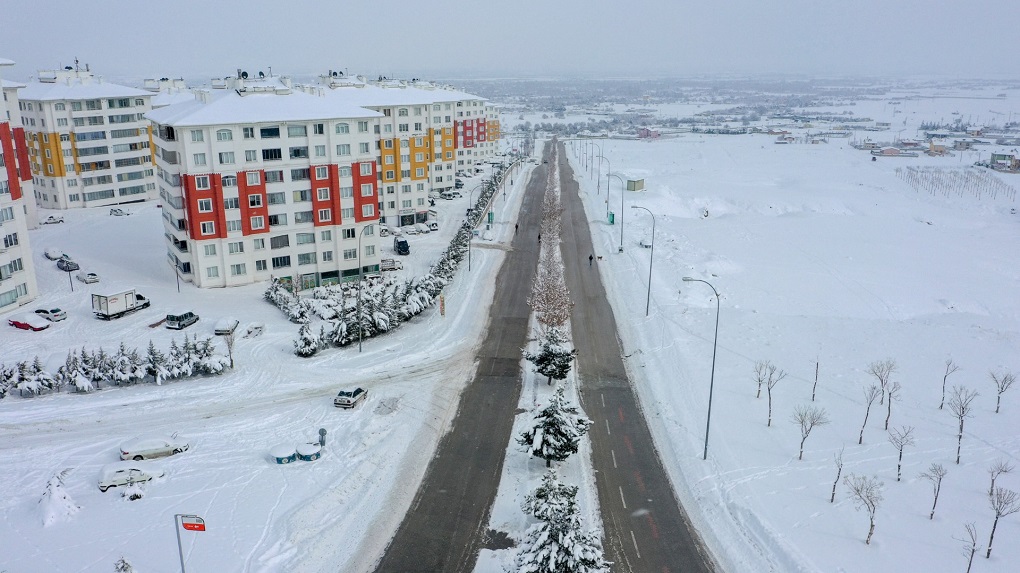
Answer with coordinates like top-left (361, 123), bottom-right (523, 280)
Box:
top-left (180, 515), bottom-right (206, 532)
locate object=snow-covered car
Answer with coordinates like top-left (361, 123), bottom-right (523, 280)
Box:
top-left (119, 435), bottom-right (190, 461)
top-left (9, 314), bottom-right (51, 331)
top-left (34, 308), bottom-right (67, 322)
top-left (98, 461), bottom-right (164, 492)
top-left (42, 214), bottom-right (65, 224)
top-left (56, 257), bottom-right (79, 272)
top-left (334, 387), bottom-right (367, 409)
top-left (213, 317), bottom-right (239, 336)
top-left (109, 208), bottom-right (128, 216)
top-left (44, 248), bottom-right (66, 261)
top-left (75, 271), bottom-right (99, 284)
top-left (401, 225), bottom-right (419, 236)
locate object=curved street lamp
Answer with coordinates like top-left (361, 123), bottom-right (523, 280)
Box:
top-left (595, 154), bottom-right (609, 195)
top-left (589, 141), bottom-right (602, 176)
top-left (607, 172), bottom-right (626, 251)
top-left (681, 277), bottom-right (720, 461)
top-left (631, 206), bottom-right (655, 316)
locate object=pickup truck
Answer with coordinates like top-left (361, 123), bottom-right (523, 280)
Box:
top-left (380, 258), bottom-right (404, 271)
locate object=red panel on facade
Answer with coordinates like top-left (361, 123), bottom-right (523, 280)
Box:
top-left (13, 127), bottom-right (31, 181)
top-left (309, 163), bottom-right (341, 227)
top-left (351, 161), bottom-right (379, 223)
top-left (237, 169), bottom-right (269, 235)
top-left (0, 123), bottom-right (22, 200)
top-left (476, 118), bottom-right (487, 143)
top-left (183, 173), bottom-right (227, 240)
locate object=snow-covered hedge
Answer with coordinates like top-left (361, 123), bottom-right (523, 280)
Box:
top-left (0, 335), bottom-right (230, 399)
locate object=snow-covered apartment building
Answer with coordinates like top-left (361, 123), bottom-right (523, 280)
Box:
top-left (146, 71), bottom-right (501, 289)
top-left (16, 67), bottom-right (157, 210)
top-left (0, 58), bottom-right (39, 314)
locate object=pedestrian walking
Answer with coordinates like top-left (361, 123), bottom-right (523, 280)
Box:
top-left (515, 223), bottom-right (518, 235)
top-left (589, 254), bottom-right (594, 267)
top-left (538, 233), bottom-right (541, 243)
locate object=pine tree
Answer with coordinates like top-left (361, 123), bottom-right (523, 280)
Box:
top-left (114, 556), bottom-right (135, 572)
top-left (145, 341), bottom-right (169, 385)
top-left (31, 356), bottom-right (56, 393)
top-left (518, 387), bottom-right (592, 467)
top-left (294, 323), bottom-right (320, 357)
top-left (525, 327), bottom-right (577, 385)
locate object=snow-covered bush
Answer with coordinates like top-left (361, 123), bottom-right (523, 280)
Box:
top-left (39, 469), bottom-right (79, 526)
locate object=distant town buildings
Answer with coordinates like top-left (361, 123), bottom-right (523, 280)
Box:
top-left (0, 58), bottom-right (40, 314)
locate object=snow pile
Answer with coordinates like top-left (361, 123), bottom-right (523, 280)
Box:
top-left (39, 470), bottom-right (79, 527)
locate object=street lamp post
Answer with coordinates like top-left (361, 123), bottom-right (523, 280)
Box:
top-left (631, 206), bottom-right (655, 316)
top-left (682, 277), bottom-right (720, 461)
top-left (607, 172), bottom-right (626, 251)
top-left (356, 224), bottom-right (373, 353)
top-left (589, 142), bottom-right (601, 176)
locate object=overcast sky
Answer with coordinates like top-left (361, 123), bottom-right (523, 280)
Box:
top-left (2, 0), bottom-right (1017, 83)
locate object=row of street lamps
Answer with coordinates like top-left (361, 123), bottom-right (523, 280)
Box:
top-left (571, 138), bottom-right (722, 462)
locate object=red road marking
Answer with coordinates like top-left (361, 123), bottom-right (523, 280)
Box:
top-left (634, 469), bottom-right (646, 492)
top-left (623, 435), bottom-right (635, 455)
top-left (645, 512), bottom-right (660, 540)
top-left (618, 407), bottom-right (626, 423)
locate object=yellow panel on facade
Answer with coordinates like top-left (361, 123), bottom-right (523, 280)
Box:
top-left (147, 125), bottom-right (156, 165)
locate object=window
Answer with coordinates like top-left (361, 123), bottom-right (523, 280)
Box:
top-left (357, 121), bottom-right (369, 133)
top-left (195, 176), bottom-right (210, 190)
top-left (292, 189), bottom-right (311, 203)
top-left (298, 253), bottom-right (316, 265)
top-left (321, 229), bottom-right (332, 240)
top-left (249, 194), bottom-right (263, 207)
top-left (262, 148), bottom-right (282, 161)
top-left (294, 211), bottom-right (314, 224)
top-left (204, 244), bottom-right (217, 256)
top-left (336, 144), bottom-right (351, 156)
top-left (268, 214), bottom-right (287, 226)
top-left (360, 163), bottom-right (373, 175)
top-left (398, 124), bottom-right (409, 132)
top-left (336, 123), bottom-right (350, 134)
top-left (218, 152), bottom-right (235, 164)
top-left (231, 263), bottom-right (247, 276)
top-left (200, 222), bottom-right (215, 235)
top-left (222, 176), bottom-right (237, 187)
top-left (322, 251), bottom-right (333, 262)
top-left (383, 124), bottom-right (392, 133)
top-left (243, 127), bottom-right (255, 139)
top-left (253, 238), bottom-right (265, 250)
top-left (312, 123), bottom-right (324, 135)
top-left (415, 168), bottom-right (424, 178)
top-left (361, 183), bottom-right (374, 197)
top-left (193, 153), bottom-right (207, 166)
top-left (265, 170), bottom-right (284, 183)
top-left (251, 216), bottom-right (265, 229)
top-left (343, 248), bottom-right (357, 260)
top-left (289, 146), bottom-right (308, 159)
top-left (415, 152), bottom-right (424, 162)
top-left (256, 259), bottom-right (267, 271)
top-left (341, 186), bottom-right (354, 198)
top-left (270, 235), bottom-right (290, 249)
top-left (207, 266), bottom-right (219, 278)
top-left (342, 228), bottom-right (356, 240)
top-left (385, 170), bottom-right (395, 179)
top-left (338, 166), bottom-right (351, 177)
top-left (341, 208), bottom-right (354, 219)
top-left (365, 245), bottom-right (375, 257)
top-left (359, 142), bottom-right (370, 154)
top-left (317, 187), bottom-right (330, 200)
top-left (318, 209), bottom-right (332, 222)
top-left (260, 126), bottom-right (280, 138)
top-left (246, 171), bottom-right (261, 185)
top-left (271, 256), bottom-right (291, 269)
top-left (227, 220), bottom-right (242, 232)
top-left (291, 168), bottom-right (310, 181)
top-left (55, 103), bottom-right (65, 111)
top-left (224, 197), bottom-right (240, 209)
top-left (314, 145), bottom-right (326, 157)
top-left (362, 204), bottom-right (375, 217)
top-left (414, 123), bottom-right (422, 131)
top-left (228, 241), bottom-right (244, 254)
top-left (364, 225), bottom-right (374, 236)
top-left (191, 130), bottom-right (204, 142)
top-left (398, 108), bottom-right (408, 117)
top-left (216, 129), bottom-right (233, 141)
top-left (296, 232), bottom-right (315, 244)
top-left (198, 198), bottom-right (213, 212)
top-left (315, 166), bottom-right (328, 179)
top-left (245, 150), bottom-right (258, 162)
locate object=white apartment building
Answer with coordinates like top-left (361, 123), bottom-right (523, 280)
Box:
top-left (0, 58), bottom-right (39, 314)
top-left (146, 74), bottom-right (385, 290)
top-left (17, 67), bottom-right (157, 209)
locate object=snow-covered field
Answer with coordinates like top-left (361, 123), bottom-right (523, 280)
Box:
top-left (3, 84), bottom-right (1019, 573)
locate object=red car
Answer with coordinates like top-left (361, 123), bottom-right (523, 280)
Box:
top-left (8, 314), bottom-right (51, 331)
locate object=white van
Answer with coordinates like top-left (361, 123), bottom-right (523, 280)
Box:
top-left (415, 223), bottom-right (430, 234)
top-left (427, 221), bottom-right (439, 231)
top-left (440, 191), bottom-right (456, 200)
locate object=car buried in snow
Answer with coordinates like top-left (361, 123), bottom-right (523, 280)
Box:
top-left (98, 461), bottom-right (165, 492)
top-left (119, 434), bottom-right (191, 461)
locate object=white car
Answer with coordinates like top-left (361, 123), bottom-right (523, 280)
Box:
top-left (42, 214), bottom-right (65, 224)
top-left (119, 435), bottom-right (190, 461)
top-left (44, 248), bottom-right (66, 261)
top-left (75, 271), bottom-right (100, 284)
top-left (109, 208), bottom-right (128, 216)
top-left (334, 387), bottom-right (368, 409)
top-left (35, 308), bottom-right (68, 322)
top-left (98, 461), bottom-right (164, 492)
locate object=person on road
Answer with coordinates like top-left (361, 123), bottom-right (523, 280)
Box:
top-left (538, 233), bottom-right (541, 243)
top-left (589, 254), bottom-right (594, 267)
top-left (515, 223), bottom-right (518, 235)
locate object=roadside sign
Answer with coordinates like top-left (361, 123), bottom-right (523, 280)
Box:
top-left (180, 515), bottom-right (206, 532)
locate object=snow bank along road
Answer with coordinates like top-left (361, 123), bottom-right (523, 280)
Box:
top-left (374, 149), bottom-right (548, 571)
top-left (557, 139), bottom-right (716, 573)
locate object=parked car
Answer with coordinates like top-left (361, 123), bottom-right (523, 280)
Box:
top-left (75, 271), bottom-right (100, 284)
top-left (9, 314), bottom-right (50, 331)
top-left (449, 190), bottom-right (463, 198)
top-left (440, 191), bottom-right (456, 200)
top-left (98, 461), bottom-right (164, 492)
top-left (109, 208), bottom-right (128, 216)
top-left (214, 317), bottom-right (239, 336)
top-left (166, 311), bottom-right (199, 330)
top-left (34, 308), bottom-right (67, 322)
top-left (393, 237), bottom-right (410, 256)
top-left (401, 225), bottom-right (419, 236)
top-left (119, 435), bottom-right (190, 461)
top-left (428, 191), bottom-right (441, 199)
top-left (427, 221), bottom-right (439, 231)
top-left (334, 387), bottom-right (367, 408)
top-left (42, 214), bottom-right (65, 224)
top-left (44, 248), bottom-right (66, 261)
top-left (454, 180), bottom-right (464, 189)
top-left (414, 223), bottom-right (430, 234)
top-left (56, 257), bottom-right (80, 272)
top-left (379, 226), bottom-right (391, 237)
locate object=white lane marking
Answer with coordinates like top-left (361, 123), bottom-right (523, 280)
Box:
top-left (605, 419), bottom-right (611, 435)
top-left (619, 486), bottom-right (627, 509)
top-left (611, 449), bottom-right (618, 468)
top-left (601, 393), bottom-right (605, 408)
top-left (630, 530), bottom-right (641, 558)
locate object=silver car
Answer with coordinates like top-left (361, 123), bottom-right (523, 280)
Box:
top-left (99, 461), bottom-right (165, 492)
top-left (119, 434), bottom-right (190, 461)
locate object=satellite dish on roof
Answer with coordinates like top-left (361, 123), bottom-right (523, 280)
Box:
top-left (64, 66), bottom-right (73, 70)
top-left (241, 71), bottom-right (249, 79)
top-left (258, 71), bottom-right (265, 79)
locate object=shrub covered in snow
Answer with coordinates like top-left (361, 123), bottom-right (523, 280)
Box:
top-left (39, 469), bottom-right (79, 527)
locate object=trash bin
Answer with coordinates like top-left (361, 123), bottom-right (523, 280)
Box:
top-left (608, 212), bottom-right (615, 225)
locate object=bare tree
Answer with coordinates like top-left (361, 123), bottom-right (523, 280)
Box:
top-left (859, 384), bottom-right (881, 445)
top-left (844, 473), bottom-right (883, 545)
top-left (765, 364), bottom-right (787, 427)
top-left (939, 358), bottom-right (959, 410)
top-left (886, 426), bottom-right (915, 482)
top-left (867, 359), bottom-right (897, 405)
top-left (753, 360), bottom-right (768, 399)
top-left (947, 386), bottom-right (979, 464)
top-left (988, 459), bottom-right (1015, 498)
top-left (989, 369), bottom-right (1015, 414)
top-left (223, 330), bottom-right (237, 369)
top-left (791, 405), bottom-right (829, 460)
top-left (812, 358), bottom-right (820, 402)
top-left (830, 446), bottom-right (844, 503)
top-left (883, 381), bottom-right (901, 431)
top-left (986, 487), bottom-right (1020, 558)
top-left (956, 522), bottom-right (979, 573)
top-left (919, 463), bottom-right (948, 519)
